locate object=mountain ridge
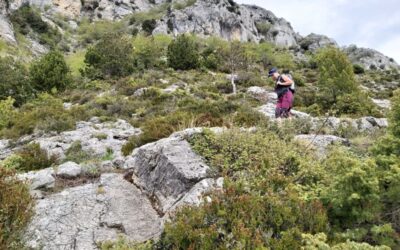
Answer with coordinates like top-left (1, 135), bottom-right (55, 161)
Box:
top-left (0, 0), bottom-right (398, 70)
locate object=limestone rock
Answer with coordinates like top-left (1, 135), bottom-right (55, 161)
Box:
top-left (57, 161), bottom-right (82, 178)
top-left (371, 99), bottom-right (391, 109)
top-left (17, 167), bottom-right (55, 190)
top-left (25, 173), bottom-right (163, 250)
top-left (299, 33), bottom-right (338, 52)
top-left (343, 45), bottom-right (399, 71)
top-left (129, 137), bottom-right (211, 214)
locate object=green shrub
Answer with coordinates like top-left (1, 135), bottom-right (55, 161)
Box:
top-left (1, 93), bottom-right (86, 139)
top-left (316, 47), bottom-right (361, 113)
top-left (353, 64), bottom-right (366, 74)
top-left (167, 34), bottom-right (200, 70)
top-left (0, 167), bottom-right (33, 249)
top-left (82, 33), bottom-right (134, 79)
top-left (141, 19), bottom-right (157, 35)
top-left (77, 19), bottom-right (126, 45)
top-left (132, 34), bottom-right (172, 70)
top-left (10, 143), bottom-right (57, 172)
top-left (320, 149), bottom-right (381, 229)
top-left (64, 141), bottom-right (92, 163)
top-left (255, 21), bottom-right (272, 36)
top-left (30, 50), bottom-right (72, 93)
top-left (232, 105), bottom-right (268, 127)
top-left (0, 57), bottom-right (32, 106)
top-left (0, 97), bottom-right (16, 130)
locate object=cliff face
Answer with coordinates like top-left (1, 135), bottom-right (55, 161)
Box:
top-left (0, 0), bottom-right (398, 69)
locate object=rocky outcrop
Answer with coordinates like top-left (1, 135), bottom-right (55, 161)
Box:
top-left (22, 128), bottom-right (223, 249)
top-left (25, 173), bottom-right (163, 250)
top-left (343, 45), bottom-right (399, 70)
top-left (126, 136), bottom-right (214, 214)
top-left (298, 33), bottom-right (338, 52)
top-left (0, 0), bottom-right (16, 43)
top-left (155, 0), bottom-right (299, 45)
top-left (0, 118), bottom-right (141, 161)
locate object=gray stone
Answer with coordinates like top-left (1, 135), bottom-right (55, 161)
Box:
top-left (247, 86), bottom-right (270, 102)
top-left (170, 177), bottom-right (224, 212)
top-left (343, 45), bottom-right (399, 71)
top-left (294, 134), bottom-right (350, 156)
top-left (25, 173), bottom-right (162, 250)
top-left (57, 161), bottom-right (82, 178)
top-left (130, 137), bottom-right (211, 214)
top-left (371, 99), bottom-right (391, 109)
top-left (133, 87), bottom-right (148, 97)
top-left (299, 33), bottom-right (338, 52)
top-left (18, 168), bottom-right (55, 190)
top-left (32, 118), bottom-right (141, 160)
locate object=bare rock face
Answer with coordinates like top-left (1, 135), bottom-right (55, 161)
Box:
top-left (298, 33), bottom-right (338, 52)
top-left (23, 128), bottom-right (223, 249)
top-left (343, 45), bottom-right (399, 71)
top-left (128, 136), bottom-right (212, 214)
top-left (25, 173), bottom-right (163, 250)
top-left (155, 0), bottom-right (299, 45)
top-left (0, 1), bottom-right (16, 43)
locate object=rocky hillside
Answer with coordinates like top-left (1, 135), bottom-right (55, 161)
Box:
top-left (1, 0), bottom-right (400, 249)
top-left (0, 0), bottom-right (398, 70)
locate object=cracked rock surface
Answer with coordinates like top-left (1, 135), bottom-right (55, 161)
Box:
top-left (25, 173), bottom-right (162, 250)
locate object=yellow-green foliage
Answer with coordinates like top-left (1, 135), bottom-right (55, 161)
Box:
top-left (66, 50), bottom-right (86, 77)
top-left (0, 97), bottom-right (16, 130)
top-left (3, 143), bottom-right (57, 172)
top-left (78, 19), bottom-right (126, 44)
top-left (0, 167), bottom-right (33, 249)
top-left (132, 34), bottom-right (172, 70)
top-left (1, 93), bottom-right (89, 139)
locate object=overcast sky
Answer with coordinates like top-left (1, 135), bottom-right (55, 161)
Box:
top-left (236, 0), bottom-right (400, 63)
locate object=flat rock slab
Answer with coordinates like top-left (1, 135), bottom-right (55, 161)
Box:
top-left (294, 134), bottom-right (350, 156)
top-left (25, 173), bottom-right (162, 250)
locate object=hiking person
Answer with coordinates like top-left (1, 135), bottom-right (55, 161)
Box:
top-left (268, 68), bottom-right (295, 119)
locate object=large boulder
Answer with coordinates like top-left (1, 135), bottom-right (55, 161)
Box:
top-left (56, 161), bottom-right (82, 178)
top-left (25, 173), bottom-right (163, 250)
top-left (299, 33), bottom-right (338, 52)
top-left (127, 136), bottom-right (212, 214)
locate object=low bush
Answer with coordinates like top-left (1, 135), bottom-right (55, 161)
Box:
top-left (82, 33), bottom-right (134, 79)
top-left (30, 50), bottom-right (72, 93)
top-left (167, 34), bottom-right (200, 70)
top-left (0, 167), bottom-right (33, 249)
top-left (5, 143), bottom-right (57, 172)
top-left (0, 57), bottom-right (32, 106)
top-left (64, 141), bottom-right (92, 164)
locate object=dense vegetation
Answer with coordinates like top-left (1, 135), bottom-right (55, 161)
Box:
top-left (0, 9), bottom-right (399, 249)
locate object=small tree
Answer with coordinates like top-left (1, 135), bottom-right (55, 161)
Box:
top-left (315, 47), bottom-right (361, 112)
top-left (224, 41), bottom-right (248, 94)
top-left (82, 33), bottom-right (134, 79)
top-left (389, 90), bottom-right (400, 138)
top-left (0, 57), bottom-right (32, 106)
top-left (30, 50), bottom-right (71, 93)
top-left (167, 34), bottom-right (199, 70)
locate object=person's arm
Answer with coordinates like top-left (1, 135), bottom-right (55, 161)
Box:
top-left (278, 75), bottom-right (294, 86)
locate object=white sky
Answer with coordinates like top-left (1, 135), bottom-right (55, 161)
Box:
top-left (236, 0), bottom-right (400, 63)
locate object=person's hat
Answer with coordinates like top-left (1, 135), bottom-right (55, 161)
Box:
top-left (268, 68), bottom-right (278, 77)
